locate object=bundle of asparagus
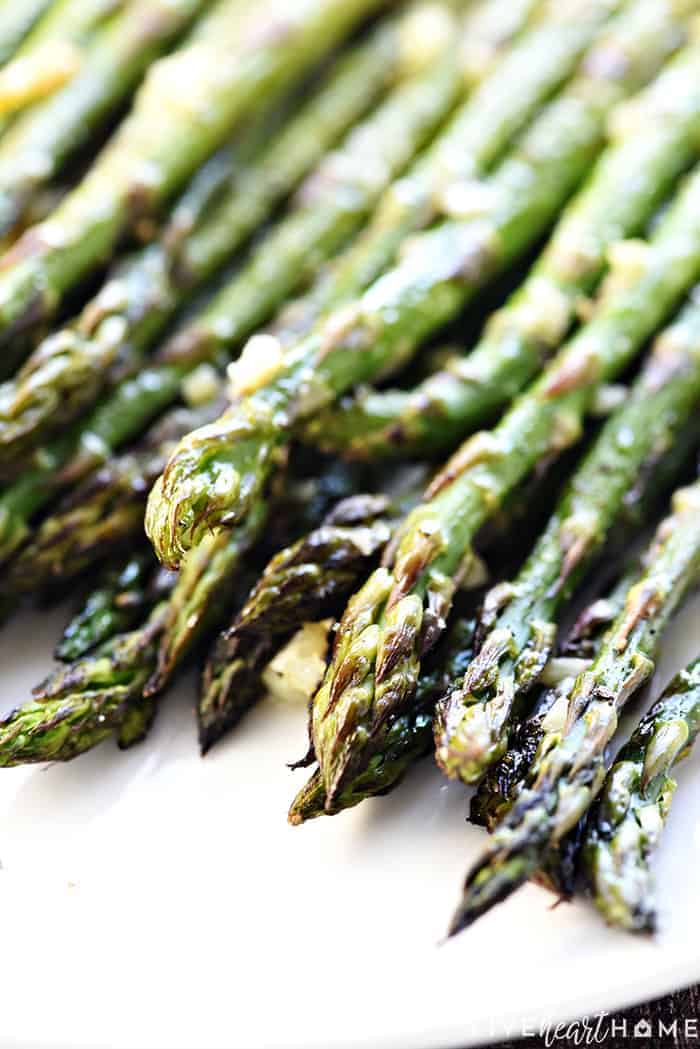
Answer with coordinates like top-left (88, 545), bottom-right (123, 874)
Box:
top-left (0, 0), bottom-right (699, 950)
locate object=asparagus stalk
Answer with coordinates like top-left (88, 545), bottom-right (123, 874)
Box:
top-left (279, 0), bottom-right (606, 332)
top-left (583, 656), bottom-right (700, 931)
top-left (449, 479), bottom-right (700, 934)
top-left (434, 295), bottom-right (700, 786)
top-left (470, 568), bottom-right (636, 832)
top-left (0, 0), bottom-right (211, 239)
top-left (146, 0), bottom-right (687, 569)
top-left (0, 602), bottom-right (169, 764)
top-left (306, 160), bottom-right (700, 808)
top-left (142, 35), bottom-right (468, 376)
top-left (6, 396), bottom-right (226, 590)
top-left (0, 10), bottom-right (431, 465)
top-left (57, 553), bottom-right (175, 662)
top-left (0, 7), bottom-right (468, 501)
top-left (54, 451), bottom-right (367, 663)
top-left (290, 613), bottom-right (478, 823)
top-left (199, 493), bottom-right (397, 752)
top-left (306, 41), bottom-right (700, 461)
top-left (0, 498), bottom-right (267, 765)
top-left (0, 452), bottom-right (376, 762)
top-left (0, 0), bottom-right (386, 349)
top-left (289, 456), bottom-right (574, 820)
top-left (471, 568), bottom-right (639, 899)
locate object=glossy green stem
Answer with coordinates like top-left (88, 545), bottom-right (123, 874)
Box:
top-left (449, 479), bottom-right (700, 934)
top-left (284, 0), bottom-right (604, 329)
top-left (307, 40), bottom-right (700, 460)
top-left (198, 493), bottom-right (396, 752)
top-left (290, 613), bottom-right (477, 823)
top-left (434, 296), bottom-right (700, 786)
top-left (146, 0), bottom-right (685, 569)
top-left (0, 0), bottom-right (208, 238)
top-left (0, 0), bottom-right (385, 349)
top-left (583, 656), bottom-right (700, 931)
top-left (6, 397), bottom-right (223, 590)
top-left (0, 13), bottom-right (415, 465)
top-left (57, 554), bottom-right (174, 662)
top-left (308, 160), bottom-right (700, 808)
top-left (0, 498), bottom-right (267, 764)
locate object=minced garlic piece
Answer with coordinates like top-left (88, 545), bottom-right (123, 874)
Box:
top-left (263, 621), bottom-right (332, 705)
top-left (228, 334), bottom-right (284, 397)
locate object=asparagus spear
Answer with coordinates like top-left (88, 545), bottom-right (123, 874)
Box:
top-left (0, 497), bottom-right (268, 765)
top-left (57, 553), bottom-right (174, 661)
top-left (198, 493), bottom-right (398, 751)
top-left (0, 602), bottom-right (169, 764)
top-left (143, 39), bottom-right (468, 370)
top-left (278, 0), bottom-right (607, 332)
top-left (5, 395), bottom-right (226, 590)
top-left (306, 41), bottom-right (700, 461)
top-left (305, 160), bottom-right (700, 807)
top-left (470, 569), bottom-right (636, 832)
top-left (449, 479), bottom-right (700, 934)
top-left (0, 6), bottom-right (470, 487)
top-left (290, 612), bottom-right (478, 823)
top-left (0, 9), bottom-right (435, 464)
top-left (0, 452), bottom-right (377, 762)
top-left (54, 451), bottom-right (366, 663)
top-left (0, 0), bottom-right (387, 350)
top-left (583, 656), bottom-right (700, 931)
top-left (470, 568), bottom-right (639, 899)
top-left (146, 0), bottom-right (687, 569)
top-left (434, 295), bottom-right (700, 786)
top-left (0, 0), bottom-right (213, 239)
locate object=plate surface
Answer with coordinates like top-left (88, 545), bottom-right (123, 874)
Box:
top-left (0, 593), bottom-right (699, 1049)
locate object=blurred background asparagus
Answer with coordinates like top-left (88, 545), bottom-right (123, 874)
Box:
top-left (0, 0), bottom-right (698, 947)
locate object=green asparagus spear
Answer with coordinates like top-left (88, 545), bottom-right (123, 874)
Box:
top-left (0, 0), bottom-right (617, 525)
top-left (470, 567), bottom-right (639, 898)
top-left (0, 0), bottom-right (212, 239)
top-left (288, 457), bottom-right (572, 820)
top-left (0, 10), bottom-right (470, 512)
top-left (57, 554), bottom-right (175, 661)
top-left (306, 41), bottom-right (700, 461)
top-left (198, 493), bottom-right (397, 752)
top-left (0, 601), bottom-right (168, 764)
top-left (448, 479), bottom-right (700, 934)
top-left (0, 0), bottom-right (387, 350)
top-left (0, 497), bottom-right (267, 765)
top-left (583, 656), bottom-right (700, 931)
top-left (6, 396), bottom-right (225, 590)
top-left (146, 0), bottom-right (687, 569)
top-left (289, 612), bottom-right (478, 823)
top-left (470, 568), bottom-right (636, 832)
top-left (306, 160), bottom-right (700, 807)
top-left (434, 295), bottom-right (700, 786)
top-left (142, 38), bottom-right (468, 374)
top-left (277, 0), bottom-right (608, 332)
top-left (0, 9), bottom-right (434, 465)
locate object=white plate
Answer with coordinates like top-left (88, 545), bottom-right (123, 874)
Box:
top-left (0, 593), bottom-right (699, 1049)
